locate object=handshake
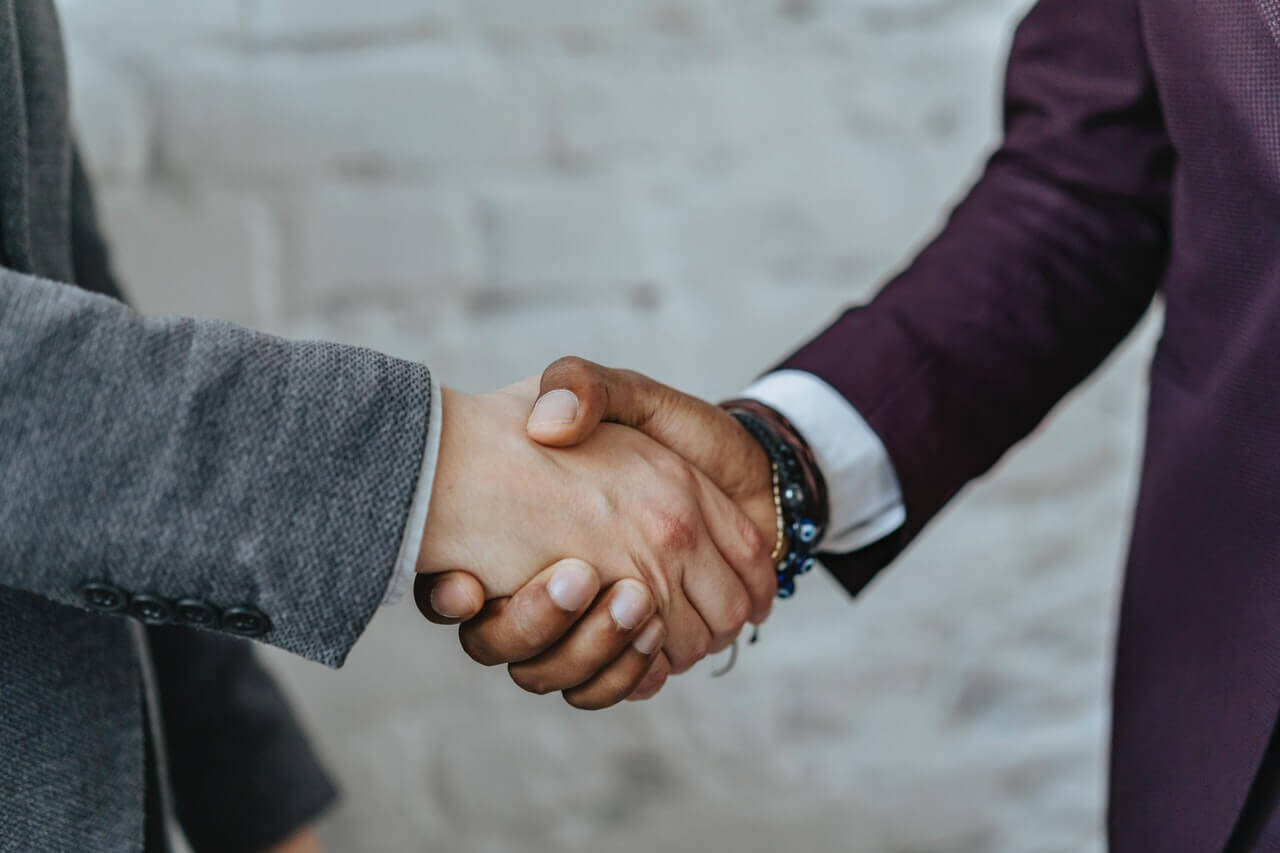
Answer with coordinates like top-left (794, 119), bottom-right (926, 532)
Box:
top-left (413, 357), bottom-right (788, 710)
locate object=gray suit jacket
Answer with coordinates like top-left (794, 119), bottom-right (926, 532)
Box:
top-left (0, 2), bottom-right (434, 849)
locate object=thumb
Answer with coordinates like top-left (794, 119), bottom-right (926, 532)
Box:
top-left (414, 571), bottom-right (487, 625)
top-left (525, 357), bottom-right (759, 501)
top-left (525, 356), bottom-right (670, 447)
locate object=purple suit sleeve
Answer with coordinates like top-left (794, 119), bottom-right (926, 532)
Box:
top-left (783, 0), bottom-right (1175, 594)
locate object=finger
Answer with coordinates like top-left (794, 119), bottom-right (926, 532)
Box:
top-left (529, 358), bottom-right (768, 503)
top-left (679, 522), bottom-right (754, 655)
top-left (414, 572), bottom-right (487, 625)
top-left (530, 357), bottom-right (778, 576)
top-left (691, 466), bottom-right (776, 624)
top-left (562, 618), bottom-right (667, 710)
top-left (459, 559), bottom-right (599, 666)
top-left (527, 357), bottom-right (670, 447)
top-left (661, 585), bottom-right (714, 675)
top-left (532, 360), bottom-right (775, 623)
top-left (507, 579), bottom-right (655, 696)
top-left (526, 356), bottom-right (617, 446)
top-left (628, 651), bottom-right (672, 702)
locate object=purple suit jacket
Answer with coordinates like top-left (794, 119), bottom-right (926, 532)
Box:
top-left (782, 0), bottom-right (1280, 849)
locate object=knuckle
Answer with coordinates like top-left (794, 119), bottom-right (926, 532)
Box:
top-left (509, 608), bottom-right (544, 653)
top-left (726, 588), bottom-right (752, 630)
top-left (459, 631), bottom-right (500, 667)
top-left (642, 672), bottom-right (669, 699)
top-left (739, 516), bottom-right (769, 565)
top-left (632, 658), bottom-right (670, 699)
top-left (586, 484), bottom-right (619, 527)
top-left (668, 637), bottom-right (709, 674)
top-left (632, 561), bottom-right (672, 613)
top-left (547, 355), bottom-right (588, 378)
top-left (503, 597), bottom-right (558, 660)
top-left (652, 452), bottom-right (695, 486)
top-left (674, 459), bottom-right (700, 490)
top-left (545, 355), bottom-right (600, 394)
top-left (647, 509), bottom-right (700, 555)
top-left (508, 664), bottom-right (557, 696)
top-left (753, 577), bottom-right (776, 614)
top-left (563, 688), bottom-right (611, 711)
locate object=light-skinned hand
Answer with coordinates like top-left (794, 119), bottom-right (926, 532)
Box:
top-left (418, 361), bottom-right (779, 706)
top-left (416, 376), bottom-right (773, 676)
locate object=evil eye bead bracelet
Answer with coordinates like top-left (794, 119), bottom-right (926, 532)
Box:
top-left (723, 403), bottom-right (830, 599)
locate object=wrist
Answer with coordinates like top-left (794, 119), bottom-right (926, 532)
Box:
top-left (721, 398), bottom-right (830, 598)
top-left (721, 398), bottom-right (830, 533)
top-left (728, 418), bottom-right (781, 548)
top-left (414, 382), bottom-right (572, 599)
top-left (416, 387), bottom-right (479, 578)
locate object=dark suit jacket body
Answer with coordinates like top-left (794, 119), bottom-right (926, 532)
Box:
top-left (788, 1), bottom-right (1280, 849)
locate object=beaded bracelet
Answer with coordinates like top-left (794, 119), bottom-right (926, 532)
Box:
top-left (724, 407), bottom-right (829, 598)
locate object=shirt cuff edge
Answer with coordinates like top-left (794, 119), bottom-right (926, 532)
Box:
top-left (381, 376), bottom-right (442, 606)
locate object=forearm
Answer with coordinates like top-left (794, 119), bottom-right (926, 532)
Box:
top-left (788, 151), bottom-right (1166, 558)
top-left (777, 0), bottom-right (1173, 589)
top-left (0, 270), bottom-right (431, 665)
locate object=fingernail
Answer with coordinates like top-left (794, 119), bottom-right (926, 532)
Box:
top-left (633, 620), bottom-right (664, 655)
top-left (527, 389), bottom-right (579, 428)
top-left (609, 580), bottom-right (651, 630)
top-left (429, 581), bottom-right (467, 620)
top-left (547, 560), bottom-right (594, 611)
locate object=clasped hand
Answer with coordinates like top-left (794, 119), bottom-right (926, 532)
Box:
top-left (415, 360), bottom-right (779, 709)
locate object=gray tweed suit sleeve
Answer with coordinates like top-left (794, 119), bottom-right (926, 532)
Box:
top-left (0, 270), bottom-right (432, 666)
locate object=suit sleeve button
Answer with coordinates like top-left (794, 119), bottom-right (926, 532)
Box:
top-left (79, 581), bottom-right (127, 613)
top-left (129, 594), bottom-right (173, 625)
top-left (174, 599), bottom-right (219, 628)
top-left (222, 606), bottom-right (270, 637)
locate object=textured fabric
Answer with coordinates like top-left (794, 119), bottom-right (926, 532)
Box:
top-left (0, 248), bottom-right (431, 663)
top-left (743, 370), bottom-right (904, 553)
top-left (0, 1), bottom-right (432, 849)
top-left (0, 590), bottom-right (144, 850)
top-left (81, 132), bottom-right (340, 852)
top-left (384, 378), bottom-right (443, 605)
top-left (783, 0), bottom-right (1280, 849)
top-left (0, 0), bottom-right (71, 283)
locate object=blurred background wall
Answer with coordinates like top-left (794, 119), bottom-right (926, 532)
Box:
top-left (58, 1), bottom-right (1161, 850)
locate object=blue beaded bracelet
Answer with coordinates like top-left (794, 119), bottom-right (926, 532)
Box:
top-left (728, 409), bottom-right (826, 598)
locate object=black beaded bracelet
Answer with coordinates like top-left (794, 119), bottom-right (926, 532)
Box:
top-left (728, 409), bottom-right (826, 598)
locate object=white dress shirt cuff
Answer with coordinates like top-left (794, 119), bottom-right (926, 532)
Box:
top-left (382, 377), bottom-right (443, 606)
top-left (742, 370), bottom-right (906, 554)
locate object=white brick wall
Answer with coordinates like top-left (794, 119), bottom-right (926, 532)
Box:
top-left (59, 1), bottom-right (1151, 851)
top-left (96, 187), bottom-right (279, 325)
top-left (245, 0), bottom-right (451, 47)
top-left (479, 178), bottom-right (665, 292)
top-left (283, 182), bottom-right (484, 309)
